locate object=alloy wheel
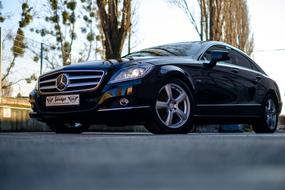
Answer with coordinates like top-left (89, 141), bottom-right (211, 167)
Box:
top-left (265, 98), bottom-right (277, 130)
top-left (155, 83), bottom-right (191, 129)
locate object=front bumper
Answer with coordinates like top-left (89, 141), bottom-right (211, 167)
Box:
top-left (29, 78), bottom-right (160, 125)
top-left (29, 105), bottom-right (151, 125)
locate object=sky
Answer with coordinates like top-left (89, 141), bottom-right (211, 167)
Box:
top-left (1, 0), bottom-right (285, 112)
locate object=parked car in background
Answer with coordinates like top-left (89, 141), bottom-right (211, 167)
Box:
top-left (29, 41), bottom-right (282, 134)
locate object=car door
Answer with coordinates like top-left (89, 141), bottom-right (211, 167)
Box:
top-left (227, 49), bottom-right (265, 115)
top-left (196, 45), bottom-right (259, 116)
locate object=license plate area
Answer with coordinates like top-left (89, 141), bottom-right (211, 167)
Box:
top-left (46, 94), bottom-right (80, 107)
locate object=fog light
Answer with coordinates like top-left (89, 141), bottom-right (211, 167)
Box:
top-left (119, 98), bottom-right (130, 106)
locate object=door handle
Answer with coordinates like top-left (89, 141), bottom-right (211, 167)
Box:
top-left (196, 79), bottom-right (203, 84)
top-left (231, 68), bottom-right (239, 74)
top-left (256, 75), bottom-right (262, 80)
top-left (253, 75), bottom-right (262, 84)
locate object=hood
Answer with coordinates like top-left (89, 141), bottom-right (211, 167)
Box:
top-left (61, 59), bottom-right (134, 71)
top-left (41, 56), bottom-right (198, 77)
top-left (42, 58), bottom-right (137, 76)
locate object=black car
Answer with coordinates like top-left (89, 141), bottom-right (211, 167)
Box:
top-left (29, 41), bottom-right (282, 134)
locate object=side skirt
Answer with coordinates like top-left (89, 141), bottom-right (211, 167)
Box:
top-left (193, 104), bottom-right (263, 125)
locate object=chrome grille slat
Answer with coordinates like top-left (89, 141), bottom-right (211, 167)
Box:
top-left (40, 86), bottom-right (56, 90)
top-left (39, 70), bottom-right (104, 94)
top-left (69, 76), bottom-right (101, 80)
top-left (68, 82), bottom-right (99, 88)
top-left (40, 79), bottom-right (56, 84)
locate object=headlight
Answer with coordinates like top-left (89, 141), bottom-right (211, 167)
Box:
top-left (109, 63), bottom-right (153, 84)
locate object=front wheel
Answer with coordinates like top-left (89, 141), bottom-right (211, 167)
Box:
top-left (145, 79), bottom-right (194, 134)
top-left (47, 122), bottom-right (89, 134)
top-left (252, 95), bottom-right (278, 133)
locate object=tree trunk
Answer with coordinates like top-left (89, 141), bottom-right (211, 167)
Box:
top-left (97, 0), bottom-right (131, 59)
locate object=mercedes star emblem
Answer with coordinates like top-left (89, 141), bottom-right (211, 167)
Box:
top-left (56, 74), bottom-right (69, 91)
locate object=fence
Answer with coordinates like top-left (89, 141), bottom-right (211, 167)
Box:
top-left (0, 97), bottom-right (48, 131)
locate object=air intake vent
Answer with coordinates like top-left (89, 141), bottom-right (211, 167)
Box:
top-left (39, 70), bottom-right (105, 94)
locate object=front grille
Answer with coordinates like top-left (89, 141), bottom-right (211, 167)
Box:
top-left (39, 70), bottom-right (105, 94)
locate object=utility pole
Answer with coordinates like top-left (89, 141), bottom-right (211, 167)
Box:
top-left (0, 27), bottom-right (2, 97)
top-left (0, 0), bottom-right (3, 97)
top-left (40, 43), bottom-right (43, 75)
top-left (0, 27), bottom-right (2, 98)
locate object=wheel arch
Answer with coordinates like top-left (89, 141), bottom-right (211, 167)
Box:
top-left (159, 65), bottom-right (196, 101)
top-left (265, 89), bottom-right (281, 114)
top-left (266, 89), bottom-right (278, 100)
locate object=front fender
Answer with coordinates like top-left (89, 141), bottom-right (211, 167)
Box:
top-left (159, 65), bottom-right (195, 93)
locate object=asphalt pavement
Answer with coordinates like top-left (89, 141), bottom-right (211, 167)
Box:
top-left (1, 132), bottom-right (285, 190)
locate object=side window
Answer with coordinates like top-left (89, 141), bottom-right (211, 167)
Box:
top-left (250, 62), bottom-right (260, 72)
top-left (230, 50), bottom-right (252, 70)
top-left (249, 60), bottom-right (266, 74)
top-left (201, 45), bottom-right (231, 65)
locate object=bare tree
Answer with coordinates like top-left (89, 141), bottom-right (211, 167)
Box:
top-left (77, 0), bottom-right (104, 62)
top-left (0, 1), bottom-right (36, 95)
top-left (127, 1), bottom-right (138, 54)
top-left (168, 0), bottom-right (254, 55)
top-left (1, 79), bottom-right (13, 97)
top-left (31, 0), bottom-right (78, 66)
top-left (222, 0), bottom-right (254, 55)
top-left (29, 0), bottom-right (104, 68)
top-left (96, 0), bottom-right (132, 59)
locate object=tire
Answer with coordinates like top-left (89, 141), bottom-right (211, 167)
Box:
top-left (252, 95), bottom-right (278, 133)
top-left (47, 122), bottom-right (89, 134)
top-left (145, 78), bottom-right (194, 134)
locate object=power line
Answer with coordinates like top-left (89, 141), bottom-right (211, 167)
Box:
top-left (253, 48), bottom-right (285, 52)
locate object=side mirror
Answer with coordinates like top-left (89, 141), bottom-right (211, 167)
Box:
top-left (204, 51), bottom-right (230, 68)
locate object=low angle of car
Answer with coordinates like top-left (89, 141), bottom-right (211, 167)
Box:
top-left (29, 41), bottom-right (282, 134)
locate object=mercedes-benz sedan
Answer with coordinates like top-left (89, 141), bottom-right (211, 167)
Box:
top-left (29, 41), bottom-right (282, 134)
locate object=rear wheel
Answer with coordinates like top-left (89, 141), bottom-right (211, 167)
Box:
top-left (47, 122), bottom-right (89, 134)
top-left (145, 79), bottom-right (194, 134)
top-left (252, 95), bottom-right (278, 133)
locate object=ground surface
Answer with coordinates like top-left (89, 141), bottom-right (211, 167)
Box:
top-left (1, 132), bottom-right (285, 190)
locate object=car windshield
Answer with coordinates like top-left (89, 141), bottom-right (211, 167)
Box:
top-left (124, 48), bottom-right (174, 58)
top-left (124, 42), bottom-right (203, 58)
